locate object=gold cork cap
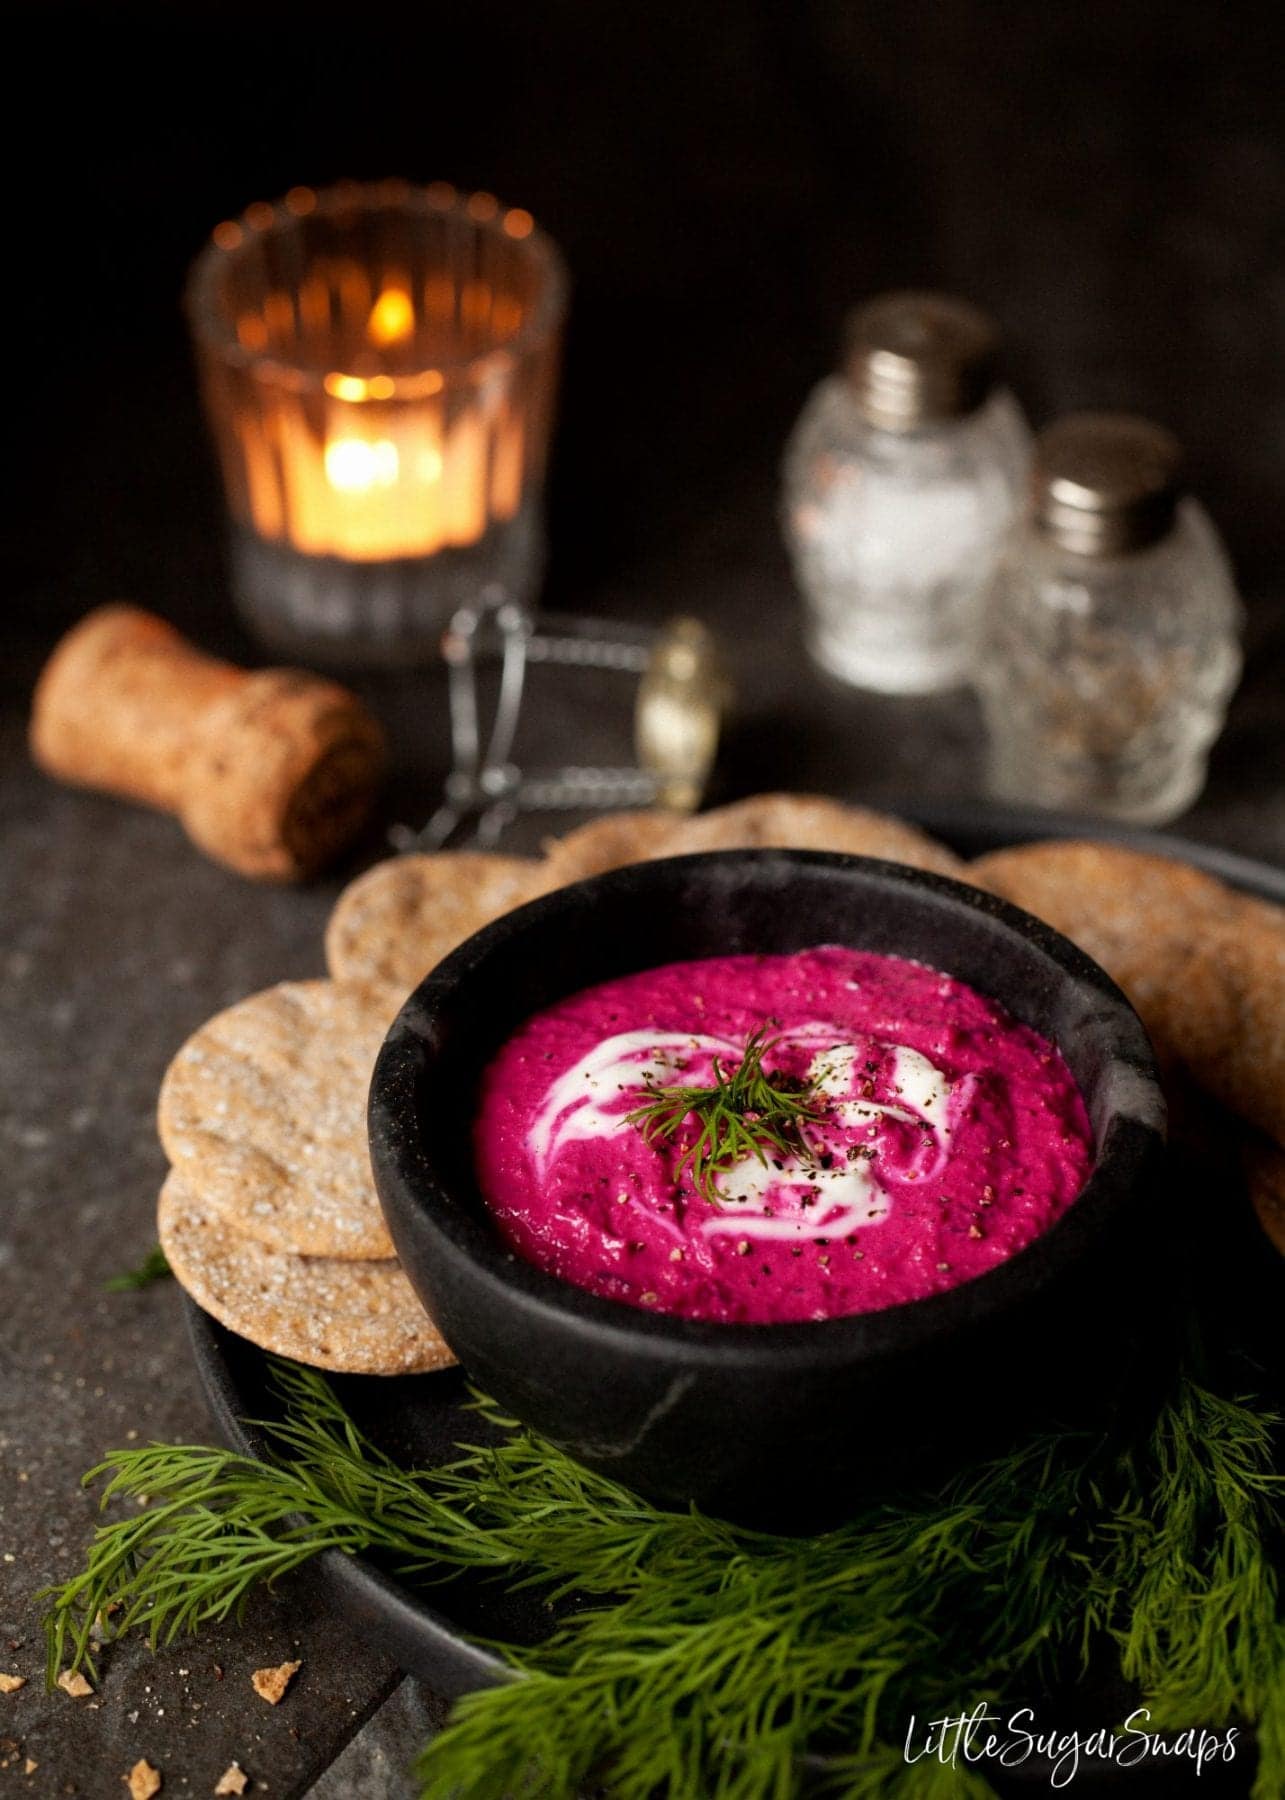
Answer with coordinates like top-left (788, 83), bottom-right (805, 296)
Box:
top-left (843, 291), bottom-right (1001, 431)
top-left (1033, 412), bottom-right (1183, 557)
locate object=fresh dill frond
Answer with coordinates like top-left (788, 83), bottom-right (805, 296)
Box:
top-left (40, 1353), bottom-right (1285, 1800)
top-left (625, 1023), bottom-right (827, 1204)
top-left (103, 1245), bottom-right (171, 1292)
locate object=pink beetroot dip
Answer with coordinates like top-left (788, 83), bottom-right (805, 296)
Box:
top-left (473, 946), bottom-right (1093, 1324)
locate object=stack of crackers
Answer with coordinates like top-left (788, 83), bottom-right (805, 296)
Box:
top-left (972, 837), bottom-right (1285, 1263)
top-left (155, 793), bottom-right (1285, 1373)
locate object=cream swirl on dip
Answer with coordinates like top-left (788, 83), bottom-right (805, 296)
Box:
top-left (474, 947), bottom-right (1093, 1323)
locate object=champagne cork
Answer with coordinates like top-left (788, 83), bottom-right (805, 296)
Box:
top-left (30, 605), bottom-right (386, 880)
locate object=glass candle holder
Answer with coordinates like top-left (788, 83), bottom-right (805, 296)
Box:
top-left (186, 180), bottom-right (567, 666)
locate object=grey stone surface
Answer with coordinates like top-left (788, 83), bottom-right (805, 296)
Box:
top-left (307, 1683), bottom-right (449, 1800)
top-left (0, 750), bottom-right (406, 1797)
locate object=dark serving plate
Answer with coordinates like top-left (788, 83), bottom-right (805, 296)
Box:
top-left (187, 802), bottom-right (1285, 1790)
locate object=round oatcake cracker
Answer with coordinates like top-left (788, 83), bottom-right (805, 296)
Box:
top-left (1203, 904), bottom-right (1285, 1144)
top-left (970, 840), bottom-right (1248, 1075)
top-left (325, 852), bottom-right (549, 994)
top-left (158, 979), bottom-right (397, 1260)
top-left (542, 810), bottom-right (689, 885)
top-left (659, 793), bottom-right (967, 876)
top-left (158, 1174), bottom-right (455, 1375)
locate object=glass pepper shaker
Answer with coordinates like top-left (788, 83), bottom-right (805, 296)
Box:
top-left (976, 412), bottom-right (1243, 825)
top-left (782, 291), bottom-right (1031, 693)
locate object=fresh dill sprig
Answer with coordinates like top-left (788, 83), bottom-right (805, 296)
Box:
top-left (41, 1355), bottom-right (1285, 1800)
top-left (625, 1023), bottom-right (827, 1204)
top-left (103, 1245), bottom-right (171, 1292)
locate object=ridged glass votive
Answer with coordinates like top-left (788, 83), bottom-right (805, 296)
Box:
top-left (186, 180), bottom-right (567, 666)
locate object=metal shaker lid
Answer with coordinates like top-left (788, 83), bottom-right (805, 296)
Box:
top-left (1033, 412), bottom-right (1183, 556)
top-left (842, 291), bottom-right (1001, 431)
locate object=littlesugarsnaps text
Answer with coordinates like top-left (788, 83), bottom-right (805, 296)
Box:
top-left (903, 1705), bottom-right (1239, 1788)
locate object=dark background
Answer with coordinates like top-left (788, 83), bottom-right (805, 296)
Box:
top-left (7, 3), bottom-right (1285, 841)
top-left (1, 6), bottom-right (1283, 1795)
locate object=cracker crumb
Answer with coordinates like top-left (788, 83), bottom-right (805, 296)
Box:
top-left (125, 1760), bottom-right (161, 1799)
top-left (214, 1764), bottom-right (248, 1796)
top-left (56, 1669), bottom-right (93, 1698)
top-left (0, 1675), bottom-right (24, 1694)
top-left (251, 1659), bottom-right (300, 1705)
top-left (24, 1758), bottom-right (37, 1773)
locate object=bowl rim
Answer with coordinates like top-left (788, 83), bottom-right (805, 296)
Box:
top-left (369, 849), bottom-right (1166, 1366)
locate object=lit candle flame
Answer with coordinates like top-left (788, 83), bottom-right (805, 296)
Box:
top-left (367, 286), bottom-right (415, 348)
top-left (323, 438), bottom-right (401, 492)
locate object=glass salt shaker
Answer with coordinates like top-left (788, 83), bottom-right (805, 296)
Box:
top-left (782, 291), bottom-right (1031, 693)
top-left (977, 412), bottom-right (1243, 825)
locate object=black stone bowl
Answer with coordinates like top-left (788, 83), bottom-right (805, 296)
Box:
top-left (369, 851), bottom-right (1166, 1527)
